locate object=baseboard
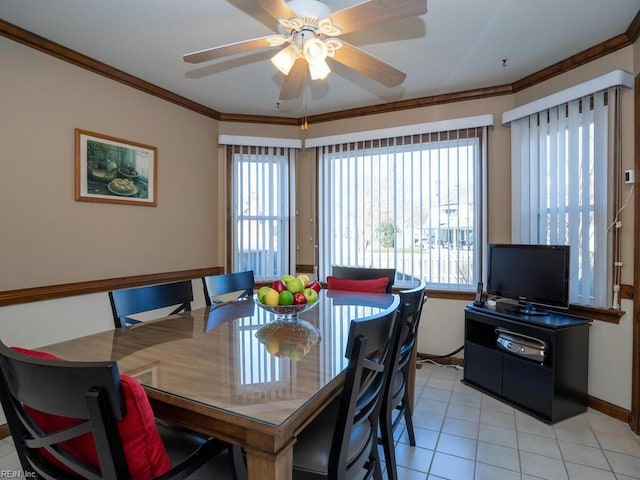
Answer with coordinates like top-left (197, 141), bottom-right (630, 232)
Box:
top-left (587, 395), bottom-right (631, 423)
top-left (417, 352), bottom-right (464, 367)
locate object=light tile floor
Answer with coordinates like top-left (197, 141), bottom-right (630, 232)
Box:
top-left (385, 362), bottom-right (640, 480)
top-left (1, 362), bottom-right (639, 479)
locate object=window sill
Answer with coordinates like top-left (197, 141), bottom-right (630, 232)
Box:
top-left (552, 304), bottom-right (624, 324)
top-left (415, 289), bottom-right (624, 324)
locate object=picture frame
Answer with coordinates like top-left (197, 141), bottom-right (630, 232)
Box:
top-left (75, 128), bottom-right (157, 206)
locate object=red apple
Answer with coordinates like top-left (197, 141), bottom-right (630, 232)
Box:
top-left (307, 281), bottom-right (322, 293)
top-left (271, 279), bottom-right (287, 293)
top-left (293, 292), bottom-right (307, 305)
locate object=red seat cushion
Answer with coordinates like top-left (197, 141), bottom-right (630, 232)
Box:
top-left (11, 347), bottom-right (172, 479)
top-left (326, 276), bottom-right (389, 294)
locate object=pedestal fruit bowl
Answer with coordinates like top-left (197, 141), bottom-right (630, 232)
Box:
top-left (255, 274), bottom-right (323, 360)
top-left (254, 299), bottom-right (318, 320)
top-left (256, 273), bottom-right (322, 321)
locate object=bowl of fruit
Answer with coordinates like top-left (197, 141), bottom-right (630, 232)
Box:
top-left (255, 318), bottom-right (321, 361)
top-left (256, 274), bottom-right (323, 320)
top-left (119, 165), bottom-right (139, 179)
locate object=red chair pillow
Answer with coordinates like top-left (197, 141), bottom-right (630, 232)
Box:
top-left (10, 347), bottom-right (172, 479)
top-left (326, 276), bottom-right (390, 294)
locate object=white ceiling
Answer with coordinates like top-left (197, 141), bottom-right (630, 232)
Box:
top-left (1, 0), bottom-right (639, 119)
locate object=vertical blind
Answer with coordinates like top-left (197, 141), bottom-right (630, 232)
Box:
top-left (510, 87), bottom-right (620, 307)
top-left (317, 128), bottom-right (485, 289)
top-left (229, 145), bottom-right (295, 279)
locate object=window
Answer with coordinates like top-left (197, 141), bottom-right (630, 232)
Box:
top-left (509, 87), bottom-right (622, 308)
top-left (229, 145), bottom-right (295, 280)
top-left (318, 127), bottom-right (486, 290)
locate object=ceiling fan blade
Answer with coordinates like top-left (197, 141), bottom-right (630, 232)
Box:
top-left (253, 0), bottom-right (298, 20)
top-left (326, 0), bottom-right (427, 36)
top-left (279, 58), bottom-right (306, 100)
top-left (332, 42), bottom-right (406, 87)
top-left (183, 36), bottom-right (274, 64)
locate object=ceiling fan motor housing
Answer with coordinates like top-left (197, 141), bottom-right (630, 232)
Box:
top-left (287, 0), bottom-right (332, 20)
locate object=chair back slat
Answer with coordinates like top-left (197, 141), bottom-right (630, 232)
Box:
top-left (397, 281), bottom-right (427, 369)
top-left (109, 280), bottom-right (193, 328)
top-left (202, 271), bottom-right (254, 306)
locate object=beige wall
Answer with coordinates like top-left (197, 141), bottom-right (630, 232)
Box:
top-left (0, 37), bottom-right (221, 290)
top-left (0, 34), bottom-right (638, 411)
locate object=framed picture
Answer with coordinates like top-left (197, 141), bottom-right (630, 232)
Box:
top-left (75, 129), bottom-right (157, 206)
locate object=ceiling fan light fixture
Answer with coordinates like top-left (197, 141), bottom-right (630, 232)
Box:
top-left (271, 45), bottom-right (299, 75)
top-left (308, 59), bottom-right (330, 80)
top-left (303, 37), bottom-right (327, 64)
top-left (303, 37), bottom-right (330, 80)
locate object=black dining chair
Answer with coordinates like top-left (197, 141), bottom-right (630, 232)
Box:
top-left (109, 280), bottom-right (194, 328)
top-left (330, 266), bottom-right (396, 294)
top-left (379, 281), bottom-right (427, 480)
top-left (290, 295), bottom-right (402, 480)
top-left (0, 340), bottom-right (234, 480)
top-left (202, 271), bottom-right (255, 306)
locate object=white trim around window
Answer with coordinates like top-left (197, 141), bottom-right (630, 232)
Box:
top-left (305, 114), bottom-right (494, 148)
top-left (219, 135), bottom-right (302, 149)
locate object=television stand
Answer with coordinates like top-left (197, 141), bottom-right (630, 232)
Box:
top-left (463, 303), bottom-right (591, 423)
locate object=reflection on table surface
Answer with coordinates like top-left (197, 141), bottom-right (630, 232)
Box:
top-left (41, 289), bottom-right (396, 427)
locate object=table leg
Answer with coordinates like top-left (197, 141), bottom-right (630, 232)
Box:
top-left (245, 443), bottom-right (294, 480)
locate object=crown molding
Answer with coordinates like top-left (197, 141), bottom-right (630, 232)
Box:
top-left (1, 9), bottom-right (639, 126)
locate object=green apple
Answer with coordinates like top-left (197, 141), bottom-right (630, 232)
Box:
top-left (257, 286), bottom-right (271, 303)
top-left (279, 290), bottom-right (294, 306)
top-left (286, 277), bottom-right (305, 293)
top-left (302, 287), bottom-right (318, 304)
top-left (281, 274), bottom-right (295, 284)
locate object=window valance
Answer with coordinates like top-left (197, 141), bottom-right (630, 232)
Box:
top-left (502, 70), bottom-right (633, 125)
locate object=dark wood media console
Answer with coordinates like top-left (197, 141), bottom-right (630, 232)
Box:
top-left (463, 303), bottom-right (591, 424)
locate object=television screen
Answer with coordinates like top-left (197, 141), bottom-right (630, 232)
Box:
top-left (487, 243), bottom-right (570, 315)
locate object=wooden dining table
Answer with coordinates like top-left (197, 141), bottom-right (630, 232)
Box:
top-left (39, 289), bottom-right (398, 480)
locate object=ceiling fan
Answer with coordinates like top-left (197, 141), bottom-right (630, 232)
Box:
top-left (183, 0), bottom-right (428, 100)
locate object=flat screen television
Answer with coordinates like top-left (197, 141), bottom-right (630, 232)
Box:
top-left (487, 243), bottom-right (570, 315)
